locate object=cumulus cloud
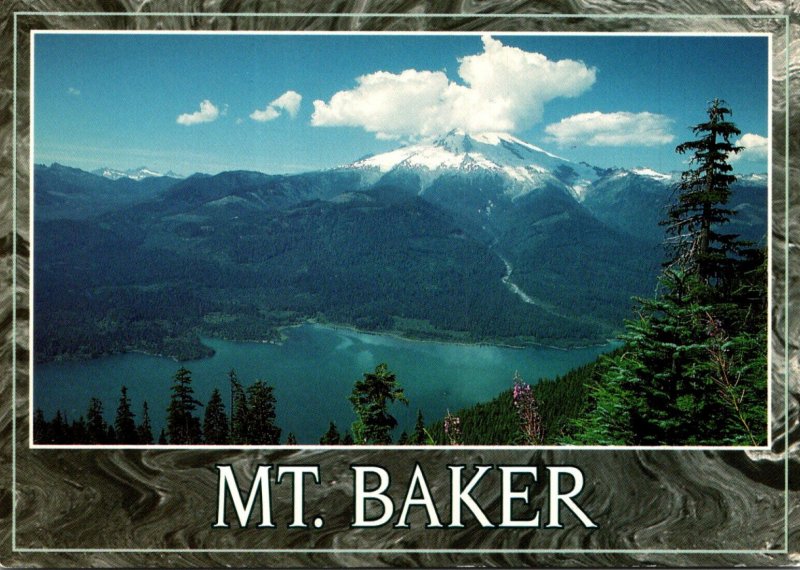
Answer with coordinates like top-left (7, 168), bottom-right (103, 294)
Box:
top-left (311, 35), bottom-right (596, 139)
top-left (250, 90), bottom-right (302, 122)
top-left (176, 99), bottom-right (220, 126)
top-left (730, 133), bottom-right (769, 162)
top-left (544, 111), bottom-right (674, 147)
top-left (67, 87), bottom-right (80, 96)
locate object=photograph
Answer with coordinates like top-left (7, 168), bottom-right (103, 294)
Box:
top-left (31, 32), bottom-right (770, 447)
top-left (3, 5), bottom-right (796, 567)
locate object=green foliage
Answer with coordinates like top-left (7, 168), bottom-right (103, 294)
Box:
top-left (320, 421), bottom-right (341, 445)
top-left (166, 367), bottom-right (203, 444)
top-left (428, 360), bottom-right (602, 445)
top-left (203, 388), bottom-right (229, 444)
top-left (349, 363), bottom-right (408, 444)
top-left (86, 397), bottom-right (109, 444)
top-left (137, 401), bottom-right (154, 444)
top-left (114, 385), bottom-right (138, 444)
top-left (409, 409), bottom-right (427, 445)
top-left (229, 369), bottom-right (249, 445)
top-left (34, 181), bottom-right (636, 364)
top-left (246, 380), bottom-right (281, 445)
top-left (569, 101), bottom-right (767, 446)
top-left (668, 98), bottom-right (743, 282)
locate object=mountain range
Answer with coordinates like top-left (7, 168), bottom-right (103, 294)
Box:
top-left (92, 166), bottom-right (183, 181)
top-left (33, 131), bottom-right (768, 363)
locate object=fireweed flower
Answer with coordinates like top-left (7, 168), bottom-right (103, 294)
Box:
top-left (443, 410), bottom-right (462, 445)
top-left (512, 371), bottom-right (544, 445)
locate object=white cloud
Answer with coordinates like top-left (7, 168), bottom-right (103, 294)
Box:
top-left (67, 87), bottom-right (80, 96)
top-left (311, 35), bottom-right (596, 139)
top-left (544, 111), bottom-right (674, 147)
top-left (250, 107), bottom-right (281, 122)
top-left (176, 99), bottom-right (220, 126)
top-left (731, 133), bottom-right (768, 162)
top-left (250, 90), bottom-right (302, 122)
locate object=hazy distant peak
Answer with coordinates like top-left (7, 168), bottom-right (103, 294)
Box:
top-left (92, 166), bottom-right (183, 181)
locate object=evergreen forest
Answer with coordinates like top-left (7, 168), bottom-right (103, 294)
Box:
top-left (33, 101), bottom-right (767, 447)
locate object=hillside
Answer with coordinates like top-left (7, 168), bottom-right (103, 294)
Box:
top-left (32, 133), bottom-right (766, 363)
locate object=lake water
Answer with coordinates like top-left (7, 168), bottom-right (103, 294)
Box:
top-left (34, 323), bottom-right (616, 444)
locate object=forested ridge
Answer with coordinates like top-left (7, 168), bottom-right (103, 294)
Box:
top-left (34, 186), bottom-right (623, 364)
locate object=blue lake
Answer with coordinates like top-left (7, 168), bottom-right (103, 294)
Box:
top-left (34, 323), bottom-right (616, 443)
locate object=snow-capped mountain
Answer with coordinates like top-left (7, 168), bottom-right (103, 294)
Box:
top-left (345, 130), bottom-right (605, 201)
top-left (93, 166), bottom-right (182, 181)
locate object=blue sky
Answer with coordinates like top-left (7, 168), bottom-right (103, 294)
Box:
top-left (34, 33), bottom-right (770, 175)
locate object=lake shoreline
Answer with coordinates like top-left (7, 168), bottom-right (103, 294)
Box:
top-left (36, 317), bottom-right (620, 365)
top-left (36, 323), bottom-right (619, 443)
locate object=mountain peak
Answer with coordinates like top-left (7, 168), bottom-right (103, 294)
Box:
top-left (344, 131), bottom-right (598, 200)
top-left (92, 166), bottom-right (183, 181)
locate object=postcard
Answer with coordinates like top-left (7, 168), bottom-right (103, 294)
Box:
top-left (2, 4), bottom-right (796, 568)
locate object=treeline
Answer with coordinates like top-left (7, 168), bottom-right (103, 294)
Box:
top-left (33, 389), bottom-right (156, 445)
top-left (34, 367), bottom-right (293, 445)
top-left (34, 359), bottom-right (587, 446)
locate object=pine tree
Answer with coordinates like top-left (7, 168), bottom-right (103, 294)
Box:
top-left (246, 380), bottom-right (281, 444)
top-left (137, 401), bottom-right (154, 444)
top-left (50, 410), bottom-right (68, 444)
top-left (157, 429), bottom-right (167, 445)
top-left (409, 409), bottom-right (426, 445)
top-left (666, 98), bottom-right (744, 284)
top-left (114, 385), bottom-right (138, 444)
top-left (229, 369), bottom-right (249, 445)
top-left (86, 397), bottom-right (108, 444)
top-left (320, 421), bottom-right (341, 445)
top-left (286, 432), bottom-right (297, 445)
top-left (570, 100), bottom-right (767, 446)
top-left (71, 416), bottom-right (88, 444)
top-left (204, 388), bottom-right (229, 444)
top-left (349, 363), bottom-right (408, 445)
top-left (166, 367), bottom-right (203, 444)
top-left (33, 408), bottom-right (46, 443)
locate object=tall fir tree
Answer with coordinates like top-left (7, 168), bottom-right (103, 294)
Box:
top-left (409, 409), bottom-right (427, 445)
top-left (33, 408), bottom-right (46, 443)
top-left (204, 388), bottom-right (230, 444)
top-left (114, 385), bottom-right (138, 444)
top-left (349, 363), bottom-right (407, 445)
top-left (229, 369), bottom-right (249, 445)
top-left (137, 401), bottom-right (154, 444)
top-left (50, 410), bottom-right (68, 444)
top-left (320, 421), bottom-right (341, 445)
top-left (666, 98), bottom-right (743, 284)
top-left (246, 380), bottom-right (281, 444)
top-left (86, 397), bottom-right (108, 444)
top-left (569, 100), bottom-right (767, 446)
top-left (166, 367), bottom-right (204, 444)
top-left (71, 416), bottom-right (88, 444)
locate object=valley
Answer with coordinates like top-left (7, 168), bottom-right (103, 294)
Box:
top-left (33, 130), bottom-right (767, 365)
